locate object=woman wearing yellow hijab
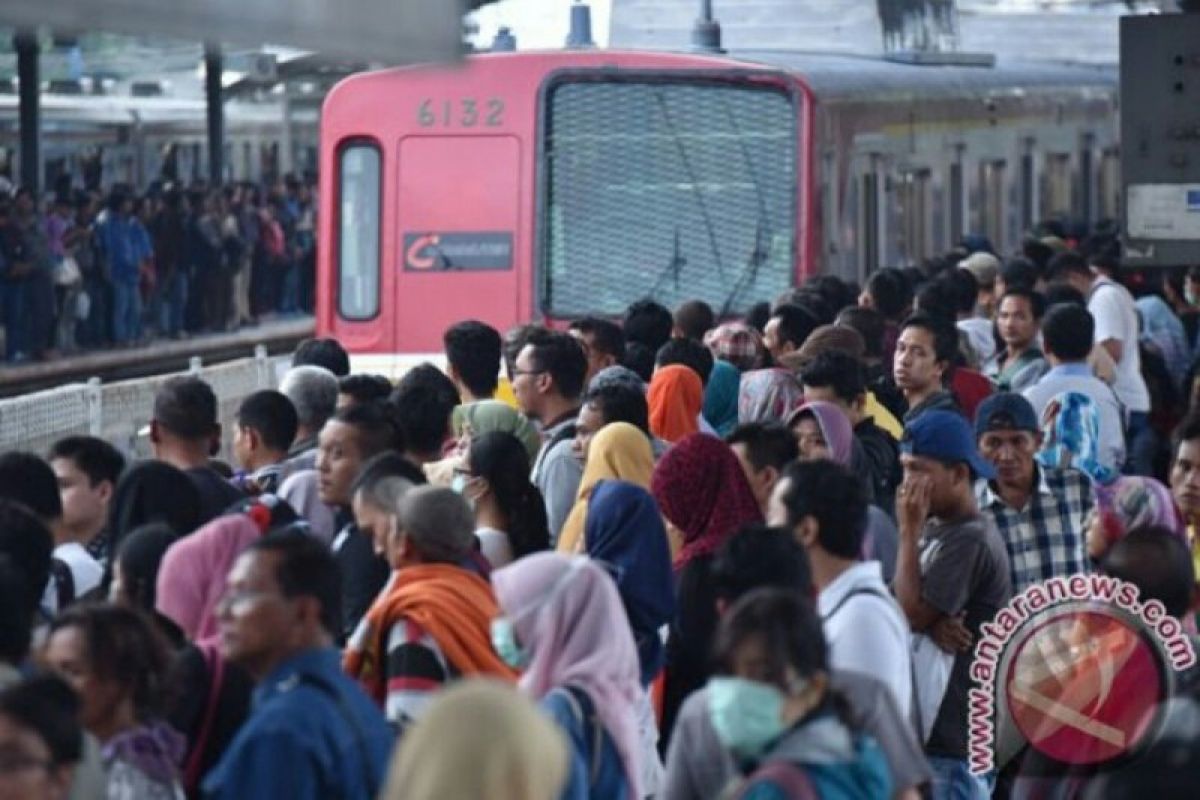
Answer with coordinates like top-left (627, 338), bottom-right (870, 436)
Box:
top-left (556, 422), bottom-right (655, 553)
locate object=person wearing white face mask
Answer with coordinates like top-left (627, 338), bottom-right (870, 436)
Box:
top-left (453, 432), bottom-right (551, 568)
top-left (704, 588), bottom-right (893, 799)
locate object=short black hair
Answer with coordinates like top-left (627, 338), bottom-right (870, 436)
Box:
top-left (798, 351), bottom-right (866, 404)
top-left (502, 324), bottom-right (542, 382)
top-left (945, 269), bottom-right (980, 315)
top-left (781, 290), bottom-right (834, 326)
top-left (153, 376), bottom-right (219, 440)
top-left (803, 275), bottom-right (853, 317)
top-left (1000, 257), bottom-right (1041, 292)
top-left (583, 382), bottom-right (651, 437)
top-left (236, 390), bottom-right (299, 453)
top-left (443, 320), bottom-right (502, 398)
top-left (113, 523), bottom-right (178, 613)
top-left (623, 300), bottom-right (674, 351)
top-left (655, 338), bottom-right (714, 386)
top-left (745, 301), bottom-right (771, 333)
top-left (622, 342), bottom-right (656, 383)
top-left (1041, 303), bottom-right (1094, 362)
top-left (48, 604), bottom-right (171, 720)
top-left (0, 501), bottom-right (50, 618)
top-left (998, 287), bottom-right (1046, 320)
top-left (48, 436), bottom-right (125, 488)
top-left (711, 524), bottom-right (813, 603)
top-left (292, 337), bottom-right (350, 377)
top-left (337, 374), bottom-right (393, 407)
top-left (569, 317), bottom-right (626, 363)
top-left (1173, 412), bottom-right (1200, 455)
top-left (900, 312), bottom-right (959, 365)
top-left (0, 675), bottom-right (83, 766)
top-left (249, 531), bottom-right (343, 637)
top-left (1103, 525), bottom-right (1195, 618)
top-left (726, 423), bottom-right (799, 473)
top-left (0, 556), bottom-right (31, 663)
top-left (865, 268), bottom-right (912, 321)
top-left (1044, 251), bottom-right (1091, 282)
top-left (913, 278), bottom-right (957, 323)
top-left (330, 401), bottom-right (403, 458)
top-left (0, 452), bottom-right (62, 521)
top-left (770, 304), bottom-right (820, 351)
top-left (391, 365), bottom-right (460, 456)
top-left (776, 460), bottom-right (867, 559)
top-left (713, 587), bottom-right (827, 683)
top-left (1041, 283), bottom-right (1087, 309)
top-left (674, 300), bottom-right (716, 341)
top-left (1089, 251), bottom-right (1121, 278)
top-left (524, 330), bottom-right (588, 401)
top-left (351, 451), bottom-right (426, 504)
top-left (1022, 239), bottom-right (1055, 272)
top-left (835, 307), bottom-right (885, 360)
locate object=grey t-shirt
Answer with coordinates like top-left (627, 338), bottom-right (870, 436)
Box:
top-left (662, 671), bottom-right (932, 800)
top-left (918, 514), bottom-right (1013, 759)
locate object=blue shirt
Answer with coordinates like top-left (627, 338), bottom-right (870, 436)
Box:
top-left (541, 688), bottom-right (629, 800)
top-left (202, 648), bottom-right (393, 800)
top-left (97, 215), bottom-right (142, 284)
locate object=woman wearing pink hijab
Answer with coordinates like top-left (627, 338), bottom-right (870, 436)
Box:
top-left (491, 553), bottom-right (643, 800)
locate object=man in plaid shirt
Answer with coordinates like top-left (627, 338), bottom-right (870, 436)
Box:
top-left (973, 393), bottom-right (1093, 593)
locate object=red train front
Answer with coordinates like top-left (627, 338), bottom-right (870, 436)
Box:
top-left (317, 50), bottom-right (812, 374)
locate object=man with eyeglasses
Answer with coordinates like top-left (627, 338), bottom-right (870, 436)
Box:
top-left (513, 329), bottom-right (588, 542)
top-left (973, 393), bottom-right (1092, 594)
top-left (205, 533), bottom-right (393, 800)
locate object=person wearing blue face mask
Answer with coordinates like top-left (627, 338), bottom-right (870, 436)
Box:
top-left (706, 588), bottom-right (892, 799)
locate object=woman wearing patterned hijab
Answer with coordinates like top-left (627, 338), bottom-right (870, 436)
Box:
top-left (737, 368), bottom-right (805, 425)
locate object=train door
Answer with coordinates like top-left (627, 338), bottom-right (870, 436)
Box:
top-left (393, 135), bottom-right (522, 353)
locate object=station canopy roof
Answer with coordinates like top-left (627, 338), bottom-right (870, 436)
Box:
top-left (0, 0), bottom-right (494, 64)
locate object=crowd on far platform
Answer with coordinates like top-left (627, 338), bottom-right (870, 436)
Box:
top-left (0, 175), bottom-right (316, 364)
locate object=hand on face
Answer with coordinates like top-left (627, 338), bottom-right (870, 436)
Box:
top-left (897, 472), bottom-right (933, 535)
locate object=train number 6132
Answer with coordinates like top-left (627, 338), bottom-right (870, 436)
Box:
top-left (417, 98), bottom-right (505, 128)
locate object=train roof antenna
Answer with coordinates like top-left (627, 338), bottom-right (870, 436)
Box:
top-left (566, 2), bottom-right (595, 49)
top-left (692, 0), bottom-right (724, 54)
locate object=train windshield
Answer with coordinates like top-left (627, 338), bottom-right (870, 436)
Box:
top-left (540, 76), bottom-right (797, 317)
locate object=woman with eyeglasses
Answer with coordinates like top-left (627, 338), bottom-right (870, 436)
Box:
top-left (0, 675), bottom-right (83, 800)
top-left (42, 604), bottom-right (186, 800)
top-left (455, 431), bottom-right (550, 568)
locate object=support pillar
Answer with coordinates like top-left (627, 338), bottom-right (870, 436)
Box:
top-left (204, 43), bottom-right (224, 186)
top-left (15, 32), bottom-right (40, 193)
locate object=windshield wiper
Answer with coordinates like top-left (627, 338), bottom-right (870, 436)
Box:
top-left (719, 219), bottom-right (768, 319)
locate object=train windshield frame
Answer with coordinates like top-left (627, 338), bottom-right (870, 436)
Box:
top-left (537, 70), bottom-right (799, 318)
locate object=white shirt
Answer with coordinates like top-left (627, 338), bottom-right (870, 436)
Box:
top-left (475, 526), bottom-right (514, 569)
top-left (1023, 364), bottom-right (1126, 472)
top-left (957, 317), bottom-right (997, 365)
top-left (1088, 277), bottom-right (1150, 412)
top-left (45, 542), bottom-right (104, 612)
top-left (818, 560), bottom-right (913, 720)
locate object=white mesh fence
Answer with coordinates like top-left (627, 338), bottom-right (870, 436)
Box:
top-left (0, 347), bottom-right (291, 459)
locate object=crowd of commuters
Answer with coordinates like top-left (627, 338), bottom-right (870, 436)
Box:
top-left (0, 176), bottom-right (316, 364)
top-left (3, 219), bottom-right (1200, 799)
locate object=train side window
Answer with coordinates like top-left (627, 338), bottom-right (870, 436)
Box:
top-left (949, 159), bottom-right (964, 245)
top-left (860, 168), bottom-right (880, 278)
top-left (337, 142), bottom-right (381, 321)
top-left (895, 168), bottom-right (932, 266)
top-left (1020, 144), bottom-right (1035, 232)
top-left (1099, 148), bottom-right (1120, 221)
top-left (1079, 135), bottom-right (1095, 226)
top-left (976, 160), bottom-right (1006, 249)
top-left (1041, 154), bottom-right (1071, 220)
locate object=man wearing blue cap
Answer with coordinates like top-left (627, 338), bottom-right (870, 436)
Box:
top-left (895, 410), bottom-right (1012, 799)
top-left (974, 393), bottom-right (1093, 595)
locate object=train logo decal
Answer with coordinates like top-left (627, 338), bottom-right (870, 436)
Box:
top-left (403, 232), bottom-right (514, 271)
